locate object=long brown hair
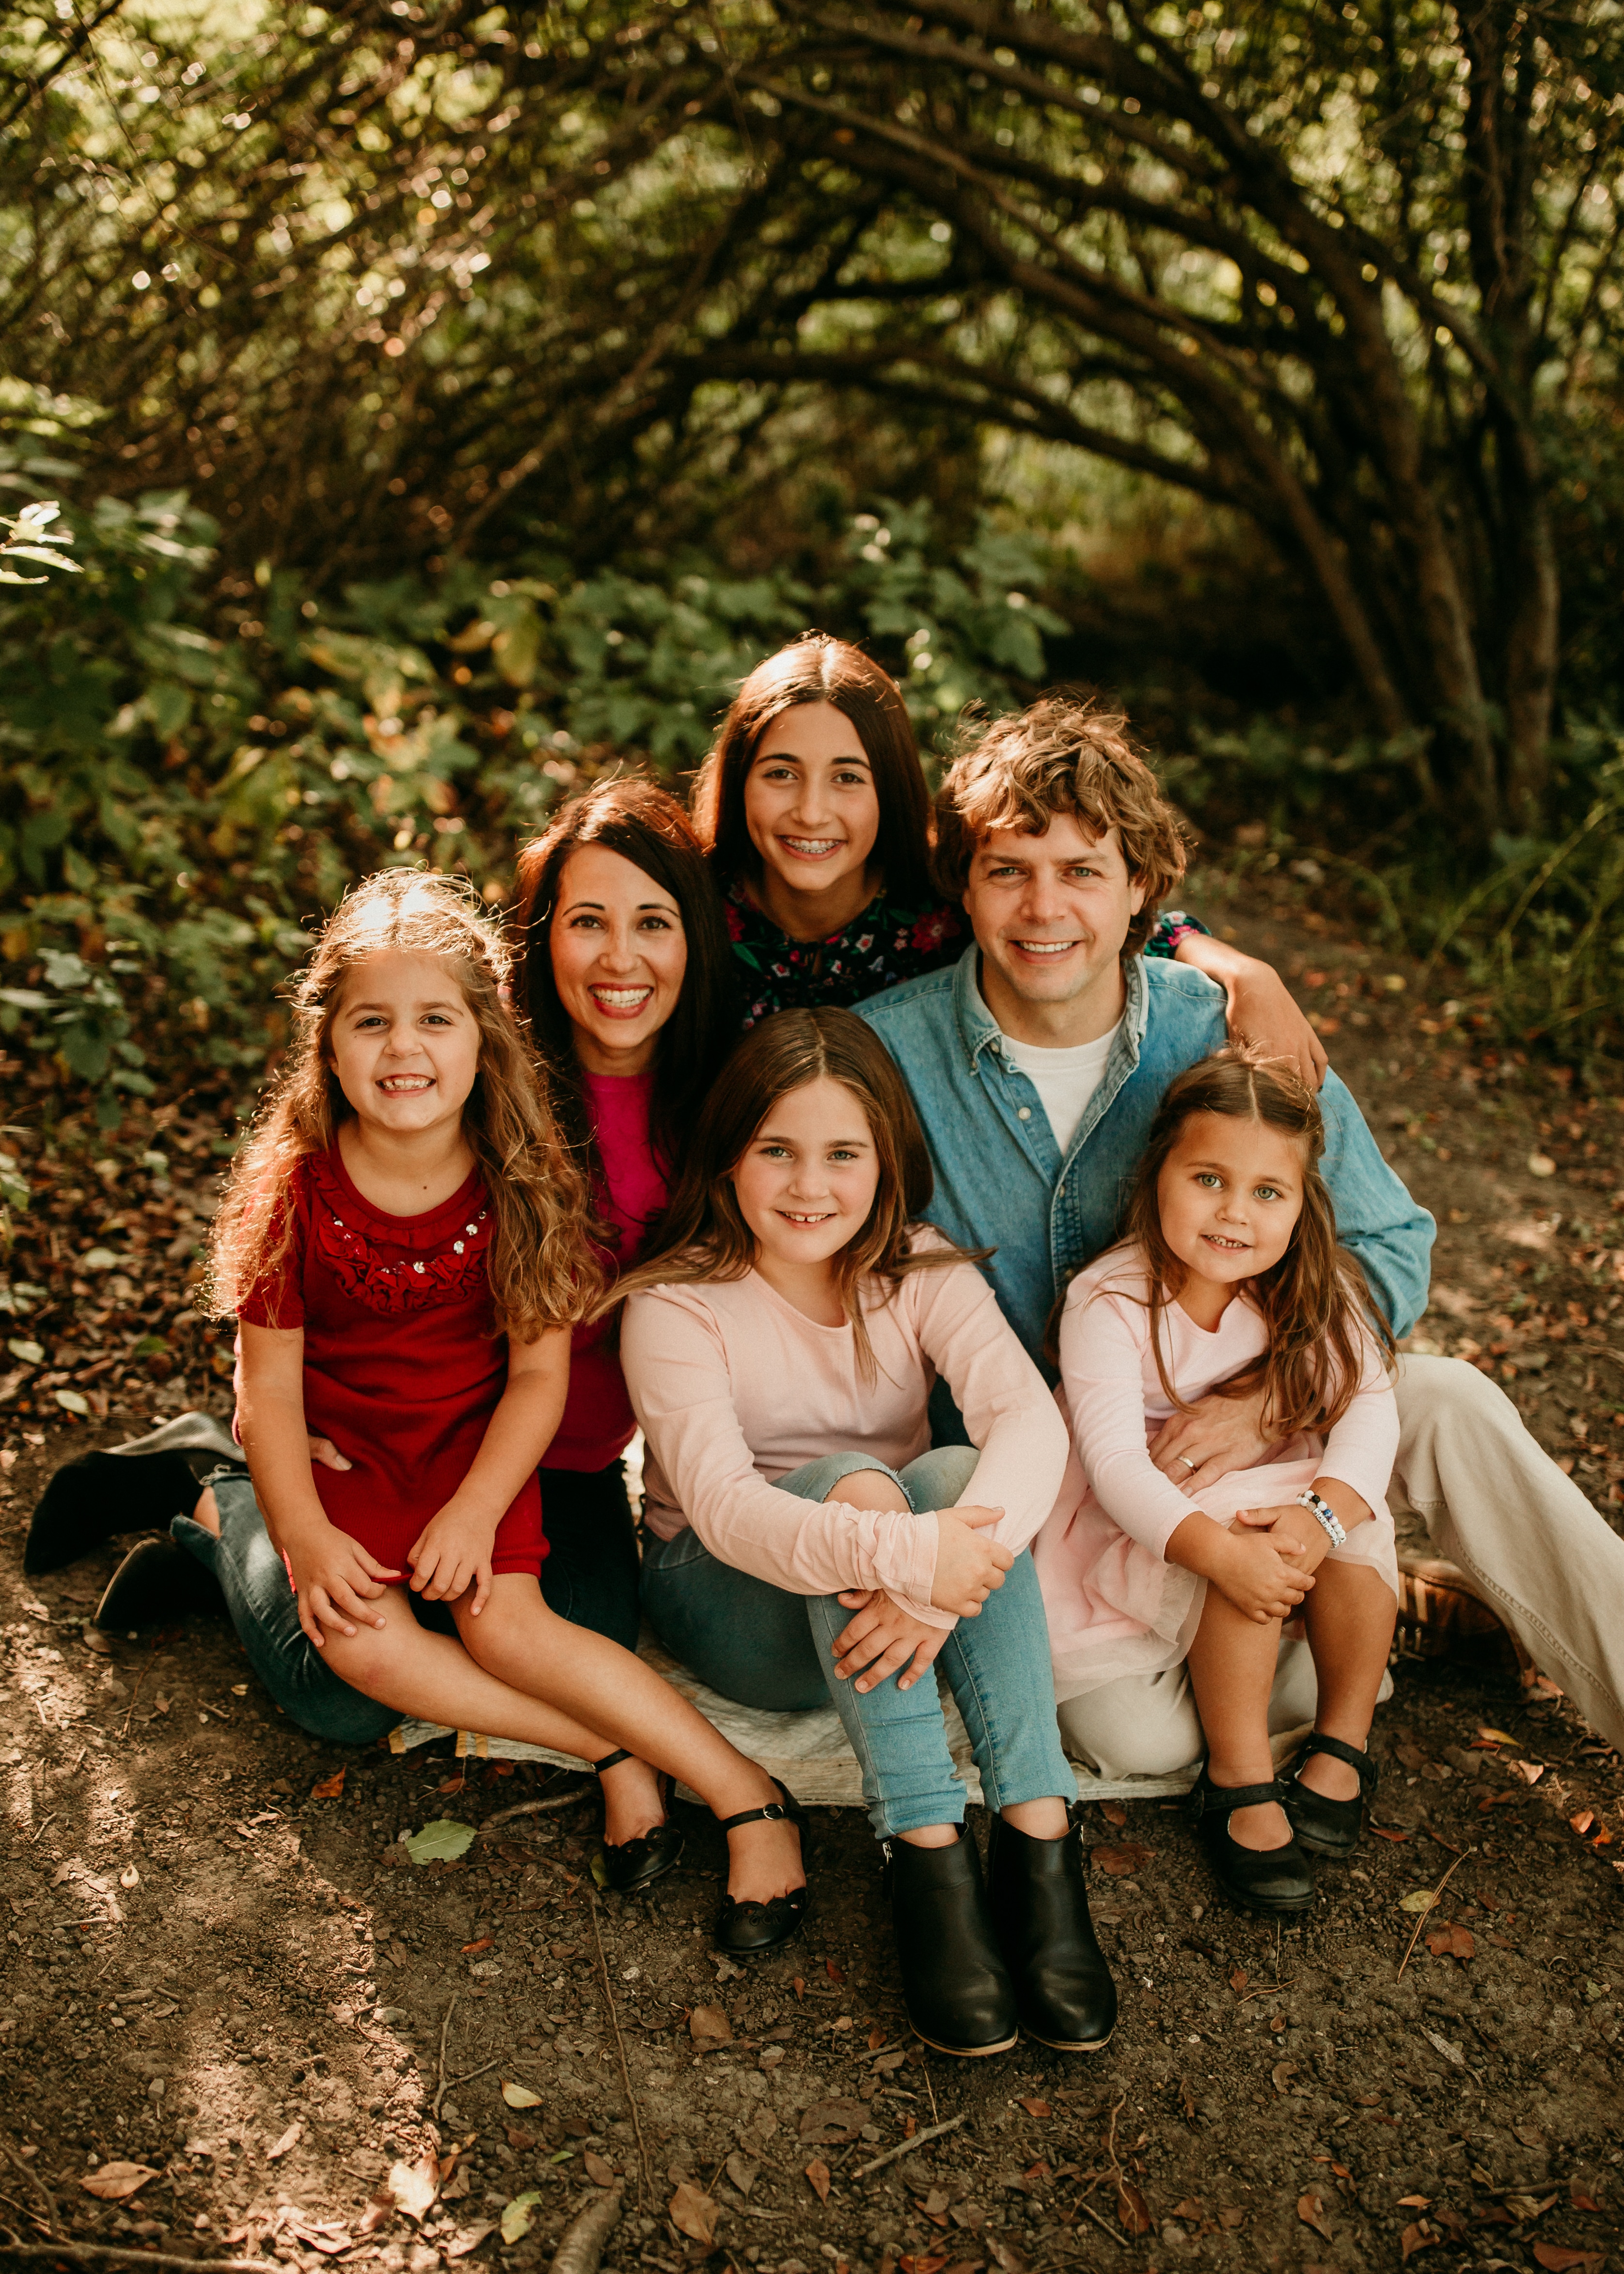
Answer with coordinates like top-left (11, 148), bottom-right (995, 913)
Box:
top-left (509, 776), bottom-right (739, 1191)
top-left (613, 1006), bottom-right (979, 1379)
top-left (689, 635), bottom-right (933, 905)
top-left (206, 869), bottom-right (599, 1340)
top-left (1115, 1048), bottom-right (1394, 1434)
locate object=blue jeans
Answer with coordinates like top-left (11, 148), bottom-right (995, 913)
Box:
top-left (640, 1446), bottom-right (1072, 1839)
top-left (175, 1460), bottom-right (641, 1746)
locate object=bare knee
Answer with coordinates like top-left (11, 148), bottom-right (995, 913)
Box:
top-left (825, 1468), bottom-right (910, 1513)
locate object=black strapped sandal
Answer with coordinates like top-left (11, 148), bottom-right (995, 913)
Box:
top-left (593, 1749), bottom-right (684, 1896)
top-left (713, 1778), bottom-right (809, 1956)
top-left (1282, 1733), bottom-right (1379, 1860)
top-left (1190, 1770), bottom-right (1315, 1915)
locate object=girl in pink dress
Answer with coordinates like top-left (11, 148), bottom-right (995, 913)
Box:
top-left (1034, 1048), bottom-right (1400, 1915)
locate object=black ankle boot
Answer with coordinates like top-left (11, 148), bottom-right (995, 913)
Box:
top-left (24, 1410), bottom-right (244, 1576)
top-left (95, 1536), bottom-right (226, 1630)
top-left (1190, 1771), bottom-right (1315, 1915)
top-left (885, 1824), bottom-right (1018, 2057)
top-left (986, 1808), bottom-right (1117, 2052)
top-left (1282, 1733), bottom-right (1379, 1859)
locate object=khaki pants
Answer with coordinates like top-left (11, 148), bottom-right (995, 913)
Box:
top-left (1056, 1354), bottom-right (1624, 1779)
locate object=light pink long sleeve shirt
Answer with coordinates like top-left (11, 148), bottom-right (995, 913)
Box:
top-left (621, 1237), bottom-right (1070, 1629)
top-left (1059, 1245), bottom-right (1400, 1558)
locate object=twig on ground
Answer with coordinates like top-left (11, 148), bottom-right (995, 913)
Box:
top-left (922, 2066), bottom-right (939, 2124)
top-left (852, 2113), bottom-right (965, 2178)
top-left (0, 2187), bottom-right (51, 2236)
top-left (27, 1813), bottom-right (56, 1846)
top-left (586, 1891), bottom-right (651, 2209)
top-left (433, 2057), bottom-right (501, 2118)
top-left (4, 2137), bottom-right (61, 2234)
top-left (1397, 1846), bottom-right (1476, 1980)
top-left (120, 1636), bottom-right (165, 1739)
top-left (1060, 2193), bottom-right (1125, 2250)
top-left (0, 2237), bottom-right (267, 2272)
top-left (479, 1791), bottom-right (587, 1831)
top-left (431, 1992), bottom-right (458, 2118)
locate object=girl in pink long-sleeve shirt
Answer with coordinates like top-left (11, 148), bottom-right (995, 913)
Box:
top-left (617, 1007), bottom-right (1116, 2062)
top-left (1035, 1048), bottom-right (1400, 1916)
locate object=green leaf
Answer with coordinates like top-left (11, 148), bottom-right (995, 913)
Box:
top-left (404, 1818), bottom-right (475, 1865)
top-left (499, 2193), bottom-right (542, 2244)
top-left (54, 1388), bottom-right (90, 1415)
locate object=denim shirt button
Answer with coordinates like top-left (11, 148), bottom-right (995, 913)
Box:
top-left (1017, 1106), bottom-right (1031, 1120)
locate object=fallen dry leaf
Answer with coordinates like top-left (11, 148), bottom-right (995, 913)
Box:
top-left (311, 1769), bottom-right (345, 1799)
top-left (356, 2198), bottom-right (392, 2238)
top-left (1400, 2225), bottom-right (1437, 2261)
top-left (499, 2193), bottom-right (540, 2245)
top-left (267, 2123), bottom-right (301, 2162)
top-left (1170, 2198), bottom-right (1202, 2219)
top-left (668, 2182), bottom-right (718, 2244)
top-left (689, 2003), bottom-right (732, 2046)
top-left (1018, 2097), bottom-right (1050, 2118)
top-left (799, 2097), bottom-right (868, 2145)
top-left (1422, 2028), bottom-right (1467, 2068)
top-left (1218, 2208), bottom-right (1246, 2229)
top-left (1230, 1967), bottom-right (1248, 1992)
top-left (1399, 1887), bottom-right (1441, 1914)
top-left (1371, 1824), bottom-right (1412, 1842)
top-left (445, 2222), bottom-right (496, 2259)
top-left (1532, 2246), bottom-right (1605, 2273)
top-left (505, 2128), bottom-right (536, 2153)
top-left (867, 2025), bottom-right (886, 2051)
top-left (500, 2081), bottom-right (542, 2109)
top-left (899, 2257), bottom-right (947, 2274)
top-left (1100, 1799), bottom-right (1127, 1827)
top-left (1116, 2181), bottom-right (1152, 2235)
top-left (387, 2156), bottom-right (439, 2223)
top-left (1426, 1923), bottom-right (1476, 1960)
top-left (80, 2163), bottom-right (159, 2202)
top-left (1298, 2191), bottom-right (1333, 2242)
top-left (1272, 2062), bottom-right (1299, 2095)
top-left (1505, 2192), bottom-right (1559, 2222)
top-left (984, 2242), bottom-right (1026, 2274)
top-left (805, 2159), bottom-right (832, 2205)
top-left (825, 1957), bottom-right (845, 1981)
top-left (461, 1936), bottom-right (494, 1955)
top-left (1091, 1842), bottom-right (1155, 1877)
top-left (1570, 1810), bottom-right (1596, 1836)
top-left (725, 2151), bottom-right (758, 2196)
top-left (583, 2151), bottom-right (615, 2189)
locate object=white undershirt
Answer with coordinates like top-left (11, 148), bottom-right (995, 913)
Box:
top-left (998, 1019), bottom-right (1122, 1154)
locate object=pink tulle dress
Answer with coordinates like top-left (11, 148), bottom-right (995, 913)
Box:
top-left (1032, 1244), bottom-right (1400, 1705)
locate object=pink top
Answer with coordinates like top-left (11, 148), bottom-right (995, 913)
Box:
top-left (1059, 1244), bottom-right (1399, 1553)
top-left (547, 1070), bottom-right (668, 1472)
top-left (621, 1233), bottom-right (1070, 1630)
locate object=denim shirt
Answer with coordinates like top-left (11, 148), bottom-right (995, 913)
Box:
top-left (857, 944), bottom-right (1434, 1379)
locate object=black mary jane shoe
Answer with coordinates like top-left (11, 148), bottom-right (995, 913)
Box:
top-left (593, 1749), bottom-right (684, 1896)
top-left (95, 1535), bottom-right (227, 1631)
top-left (1190, 1771), bottom-right (1315, 1916)
top-left (25, 1410), bottom-right (244, 1577)
top-left (714, 1778), bottom-right (809, 1956)
top-left (886, 1822), bottom-right (1019, 2057)
top-left (1282, 1732), bottom-right (1379, 1860)
top-left (987, 1805), bottom-right (1117, 2052)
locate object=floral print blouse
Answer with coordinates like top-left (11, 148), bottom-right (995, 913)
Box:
top-left (724, 882), bottom-right (1208, 1028)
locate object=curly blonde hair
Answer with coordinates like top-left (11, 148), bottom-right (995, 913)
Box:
top-left (206, 869), bottom-right (599, 1341)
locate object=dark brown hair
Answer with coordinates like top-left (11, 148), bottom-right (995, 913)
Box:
top-left (689, 635), bottom-right (933, 904)
top-left (1114, 1047), bottom-right (1394, 1434)
top-left (207, 868), bottom-right (599, 1341)
top-left (613, 1006), bottom-right (979, 1379)
top-left (933, 690), bottom-right (1187, 956)
top-left (510, 776), bottom-right (740, 1190)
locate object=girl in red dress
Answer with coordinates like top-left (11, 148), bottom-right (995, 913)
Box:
top-left (205, 869), bottom-right (806, 1948)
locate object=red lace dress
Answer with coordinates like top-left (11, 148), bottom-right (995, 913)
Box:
top-left (237, 1147), bottom-right (546, 1578)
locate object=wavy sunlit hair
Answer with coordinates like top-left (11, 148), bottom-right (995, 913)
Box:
top-left (612, 1006), bottom-right (981, 1381)
top-left (206, 869), bottom-right (599, 1340)
top-left (1115, 1047), bottom-right (1395, 1435)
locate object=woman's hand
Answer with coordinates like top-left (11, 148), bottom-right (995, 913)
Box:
top-left (282, 1521), bottom-right (401, 1649)
top-left (1173, 932), bottom-right (1327, 1091)
top-left (830, 1590), bottom-right (951, 1693)
top-left (407, 1503), bottom-right (497, 1614)
top-left (930, 1506), bottom-right (1013, 1617)
top-left (1150, 1387), bottom-right (1278, 1493)
top-left (306, 1434), bottom-right (352, 1473)
top-left (1209, 1526), bottom-right (1316, 1623)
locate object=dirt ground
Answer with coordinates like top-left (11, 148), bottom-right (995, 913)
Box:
top-left (2, 861), bottom-right (1623, 2274)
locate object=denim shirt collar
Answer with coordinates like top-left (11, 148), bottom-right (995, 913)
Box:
top-left (950, 944), bottom-right (1150, 1161)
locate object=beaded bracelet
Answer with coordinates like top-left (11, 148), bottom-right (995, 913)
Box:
top-left (1295, 1487), bottom-right (1346, 1550)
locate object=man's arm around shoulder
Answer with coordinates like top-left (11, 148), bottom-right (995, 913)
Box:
top-left (1318, 1069), bottom-right (1434, 1338)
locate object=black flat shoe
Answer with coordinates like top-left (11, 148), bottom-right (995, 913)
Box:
top-left (592, 1749), bottom-right (684, 1895)
top-left (987, 1806), bottom-right (1117, 2052)
top-left (886, 1822), bottom-right (1018, 2057)
top-left (1282, 1732), bottom-right (1379, 1859)
top-left (714, 1778), bottom-right (808, 1956)
top-left (95, 1536), bottom-right (227, 1630)
top-left (25, 1410), bottom-right (244, 1576)
top-left (1190, 1772), bottom-right (1315, 1915)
